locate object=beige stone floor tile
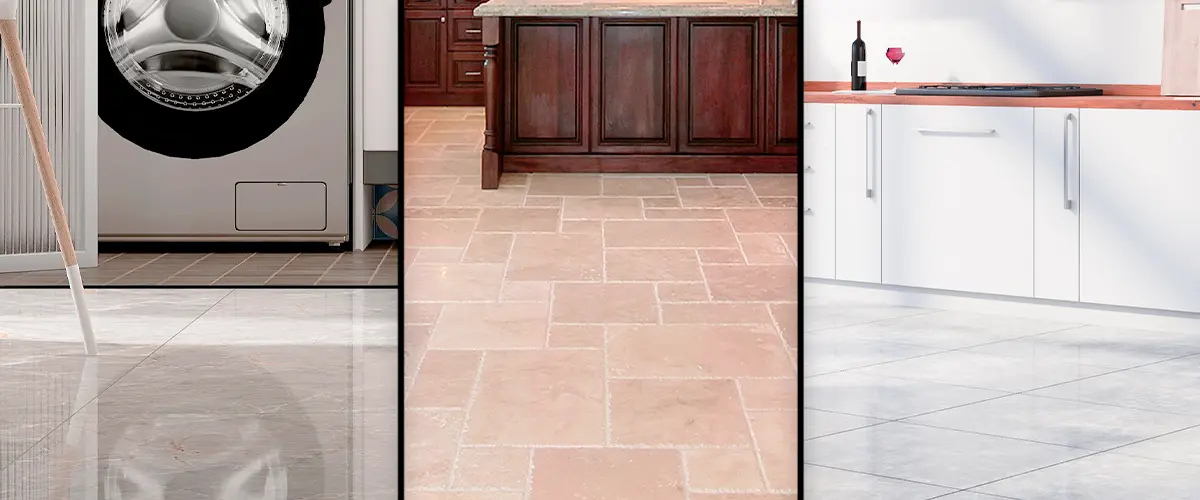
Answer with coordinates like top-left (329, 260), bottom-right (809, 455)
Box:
top-left (405, 176), bottom-right (460, 197)
top-left (530, 448), bottom-right (684, 500)
top-left (465, 350), bottom-right (605, 445)
top-left (404, 144), bottom-right (444, 159)
top-left (560, 220), bottom-right (602, 234)
top-left (675, 176), bottom-right (712, 187)
top-left (476, 208), bottom-right (561, 232)
top-left (405, 303), bottom-right (443, 325)
top-left (642, 196), bottom-right (682, 208)
top-left (507, 233), bottom-right (603, 281)
top-left (747, 411), bottom-right (799, 490)
top-left (499, 172), bottom-right (531, 186)
top-left (759, 196), bottom-right (798, 208)
top-left (709, 174), bottom-right (749, 187)
top-left (691, 495), bottom-right (795, 500)
top-left (443, 185), bottom-right (527, 207)
top-left (407, 196), bottom-right (448, 207)
top-left (685, 449), bottom-right (766, 490)
top-left (452, 447), bottom-right (531, 489)
top-left (780, 233), bottom-right (798, 262)
top-left (405, 219), bottom-right (476, 247)
top-left (419, 131), bottom-right (483, 145)
top-left (405, 264), bottom-right (506, 302)
top-left (604, 220), bottom-right (739, 248)
top-left (405, 409), bottom-right (464, 446)
top-left (643, 208), bottom-right (727, 220)
top-left (460, 233), bottom-right (513, 264)
top-left (678, 187), bottom-right (760, 208)
top-left (547, 325), bottom-right (605, 348)
top-left (405, 158), bottom-right (479, 176)
top-left (428, 119), bottom-right (486, 133)
top-left (604, 248), bottom-right (703, 281)
top-left (698, 248), bottom-right (746, 264)
top-left (553, 283), bottom-right (658, 324)
top-left (607, 324), bottom-right (793, 378)
top-left (657, 282), bottom-right (711, 302)
top-left (769, 303), bottom-right (798, 348)
top-left (528, 174), bottom-right (602, 196)
top-left (407, 493), bottom-right (524, 500)
top-left (659, 303), bottom-right (772, 324)
top-left (405, 444), bottom-right (457, 489)
top-left (738, 379), bottom-right (799, 410)
top-left (563, 196), bottom-right (643, 220)
top-left (726, 208), bottom-right (799, 233)
top-left (404, 325), bottom-right (433, 377)
top-left (746, 174), bottom-right (799, 197)
top-left (414, 248), bottom-right (466, 264)
top-left (430, 302), bottom-right (550, 349)
top-left (610, 379), bottom-right (752, 446)
top-left (457, 175), bottom-right (483, 186)
top-left (406, 350), bottom-right (482, 408)
top-left (703, 265), bottom-right (798, 302)
top-left (500, 281), bottom-right (552, 302)
top-left (739, 234), bottom-right (794, 265)
top-left (524, 195), bottom-right (563, 207)
top-left (603, 177), bottom-right (677, 196)
top-left (405, 207), bottom-right (482, 219)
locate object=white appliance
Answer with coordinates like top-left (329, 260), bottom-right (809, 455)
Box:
top-left (97, 0), bottom-right (350, 244)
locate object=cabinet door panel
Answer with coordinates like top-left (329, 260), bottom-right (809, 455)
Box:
top-left (881, 105), bottom-right (1035, 297)
top-left (591, 18), bottom-right (675, 153)
top-left (1033, 107), bottom-right (1080, 301)
top-left (448, 52), bottom-right (485, 92)
top-left (1079, 109), bottom-right (1200, 313)
top-left (505, 19), bottom-right (589, 153)
top-left (804, 103), bottom-right (836, 279)
top-left (679, 18), bottom-right (764, 154)
top-left (403, 12), bottom-right (446, 92)
top-left (834, 103), bottom-right (882, 283)
top-left (767, 18), bottom-right (798, 154)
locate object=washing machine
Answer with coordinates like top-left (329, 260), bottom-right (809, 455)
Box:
top-left (97, 0), bottom-right (350, 243)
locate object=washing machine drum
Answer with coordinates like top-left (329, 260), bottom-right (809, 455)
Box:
top-left (99, 0), bottom-right (331, 159)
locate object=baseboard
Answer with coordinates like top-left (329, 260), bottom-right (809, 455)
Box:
top-left (0, 250), bottom-right (98, 273)
top-left (805, 278), bottom-right (1200, 334)
top-left (404, 92), bottom-right (485, 106)
top-left (502, 154), bottom-right (798, 173)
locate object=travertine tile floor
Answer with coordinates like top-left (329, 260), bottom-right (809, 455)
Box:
top-left (403, 106), bottom-right (800, 498)
top-left (804, 296), bottom-right (1200, 499)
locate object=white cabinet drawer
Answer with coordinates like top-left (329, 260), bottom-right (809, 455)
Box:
top-left (803, 103), bottom-right (836, 279)
top-left (1033, 107), bottom-right (1080, 301)
top-left (834, 103), bottom-right (883, 283)
top-left (881, 105), bottom-right (1035, 297)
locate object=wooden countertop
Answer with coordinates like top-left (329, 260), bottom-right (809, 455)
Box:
top-left (473, 0), bottom-right (797, 18)
top-left (803, 82), bottom-right (1200, 111)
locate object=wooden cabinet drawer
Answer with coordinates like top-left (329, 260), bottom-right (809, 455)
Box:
top-left (449, 53), bottom-right (485, 92)
top-left (405, 0), bottom-right (445, 10)
top-left (449, 10), bottom-right (484, 52)
top-left (450, 0), bottom-right (485, 8)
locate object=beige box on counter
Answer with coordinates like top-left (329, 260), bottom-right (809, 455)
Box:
top-left (1162, 0), bottom-right (1200, 95)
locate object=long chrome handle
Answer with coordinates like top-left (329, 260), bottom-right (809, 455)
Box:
top-left (865, 109), bottom-right (874, 198)
top-left (464, 71), bottom-right (482, 76)
top-left (1063, 113), bottom-right (1075, 210)
top-left (465, 28), bottom-right (482, 34)
top-left (915, 128), bottom-right (996, 135)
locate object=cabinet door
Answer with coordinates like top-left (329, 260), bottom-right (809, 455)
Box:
top-left (1079, 109), bottom-right (1200, 313)
top-left (403, 12), bottom-right (447, 93)
top-left (767, 18), bottom-right (798, 155)
top-left (590, 18), bottom-right (675, 153)
top-left (881, 105), bottom-right (1035, 297)
top-left (803, 103), bottom-right (836, 279)
top-left (505, 18), bottom-right (590, 153)
top-left (1033, 107), bottom-right (1080, 301)
top-left (678, 18), bottom-right (765, 154)
top-left (448, 10), bottom-right (484, 52)
top-left (834, 103), bottom-right (882, 283)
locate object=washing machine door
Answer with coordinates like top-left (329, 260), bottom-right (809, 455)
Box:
top-left (98, 0), bottom-right (332, 159)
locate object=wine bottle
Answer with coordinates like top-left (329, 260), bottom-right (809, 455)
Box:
top-left (851, 20), bottom-right (866, 91)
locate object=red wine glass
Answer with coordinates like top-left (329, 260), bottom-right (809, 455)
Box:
top-left (886, 47), bottom-right (905, 65)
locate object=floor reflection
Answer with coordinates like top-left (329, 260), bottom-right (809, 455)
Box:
top-left (0, 289), bottom-right (399, 499)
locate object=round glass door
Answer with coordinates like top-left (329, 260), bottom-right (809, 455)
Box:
top-left (98, 0), bottom-right (328, 159)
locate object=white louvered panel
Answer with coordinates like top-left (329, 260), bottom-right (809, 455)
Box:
top-left (0, 0), bottom-right (84, 258)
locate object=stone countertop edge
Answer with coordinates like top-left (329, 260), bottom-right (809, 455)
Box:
top-left (472, 1), bottom-right (798, 17)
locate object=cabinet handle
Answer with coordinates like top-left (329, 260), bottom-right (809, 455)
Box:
top-left (916, 128), bottom-right (996, 136)
top-left (803, 208), bottom-right (814, 215)
top-left (864, 109), bottom-right (874, 198)
top-left (465, 28), bottom-right (482, 34)
top-left (440, 16), bottom-right (446, 23)
top-left (464, 71), bottom-right (482, 76)
top-left (1063, 113), bottom-right (1075, 210)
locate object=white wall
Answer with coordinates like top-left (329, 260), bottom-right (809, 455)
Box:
top-left (804, 0), bottom-right (1164, 85)
top-left (363, 0), bottom-right (398, 151)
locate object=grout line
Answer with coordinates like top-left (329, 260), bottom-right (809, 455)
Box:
top-left (314, 252), bottom-right (345, 286)
top-left (680, 449), bottom-right (692, 500)
top-left (103, 253), bottom-right (167, 285)
top-left (733, 379), bottom-right (773, 490)
top-left (158, 252), bottom-right (214, 285)
top-left (524, 448), bottom-right (535, 500)
top-left (367, 245), bottom-right (392, 284)
top-left (447, 352), bottom-right (487, 488)
top-left (208, 253), bottom-right (256, 286)
top-left (264, 253), bottom-right (301, 284)
top-left (603, 324), bottom-right (612, 446)
top-left (403, 306), bottom-right (445, 406)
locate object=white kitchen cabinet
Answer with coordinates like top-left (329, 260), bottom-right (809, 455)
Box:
top-left (1033, 107), bottom-right (1081, 301)
top-left (881, 105), bottom-right (1035, 297)
top-left (834, 103), bottom-right (883, 283)
top-left (803, 103), bottom-right (836, 279)
top-left (1079, 109), bottom-right (1200, 313)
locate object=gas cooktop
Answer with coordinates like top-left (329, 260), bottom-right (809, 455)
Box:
top-left (895, 85), bottom-right (1104, 98)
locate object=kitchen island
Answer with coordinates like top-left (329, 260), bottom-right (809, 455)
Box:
top-left (472, 0), bottom-right (798, 188)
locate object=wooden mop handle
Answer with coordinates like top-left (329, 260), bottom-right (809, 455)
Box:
top-left (0, 19), bottom-right (77, 267)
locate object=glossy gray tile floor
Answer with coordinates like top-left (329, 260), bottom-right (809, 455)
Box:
top-left (804, 296), bottom-right (1200, 500)
top-left (0, 289), bottom-right (398, 498)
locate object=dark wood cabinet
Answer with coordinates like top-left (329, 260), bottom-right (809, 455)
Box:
top-left (590, 18), bottom-right (676, 153)
top-left (678, 18), bottom-right (765, 154)
top-left (767, 17), bottom-right (798, 154)
top-left (505, 18), bottom-right (589, 153)
top-left (403, 5), bottom-right (485, 105)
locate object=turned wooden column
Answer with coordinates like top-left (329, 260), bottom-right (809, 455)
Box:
top-left (481, 17), bottom-right (504, 189)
